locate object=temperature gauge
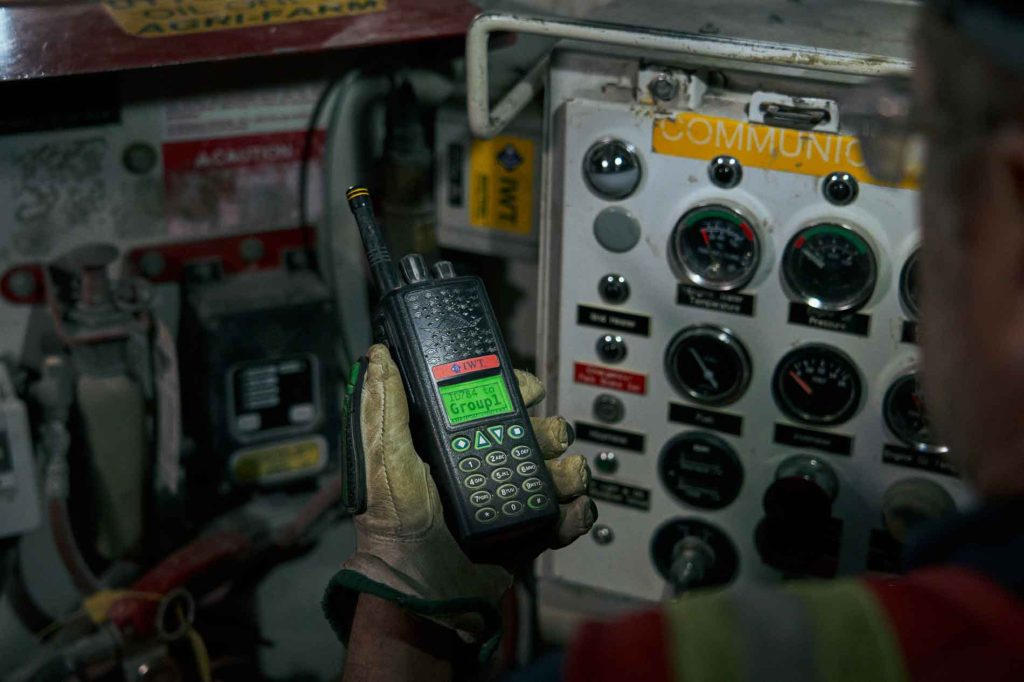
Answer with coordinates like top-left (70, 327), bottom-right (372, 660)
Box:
top-left (671, 205), bottom-right (761, 291)
top-left (782, 223), bottom-right (877, 311)
top-left (884, 373), bottom-right (946, 452)
top-left (773, 345), bottom-right (862, 426)
top-left (665, 326), bottom-right (752, 406)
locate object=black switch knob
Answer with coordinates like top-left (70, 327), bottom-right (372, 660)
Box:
top-left (756, 456), bottom-right (838, 576)
top-left (596, 334), bottom-right (627, 363)
top-left (598, 273), bottom-right (630, 304)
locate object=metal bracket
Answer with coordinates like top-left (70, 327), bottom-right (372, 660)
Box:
top-left (465, 11), bottom-right (912, 139)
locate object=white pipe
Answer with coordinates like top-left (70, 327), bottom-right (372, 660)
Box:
top-left (466, 11), bottom-right (913, 139)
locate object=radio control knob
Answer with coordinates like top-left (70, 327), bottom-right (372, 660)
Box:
top-left (882, 478), bottom-right (956, 544)
top-left (400, 254), bottom-right (431, 284)
top-left (433, 260), bottom-right (457, 279)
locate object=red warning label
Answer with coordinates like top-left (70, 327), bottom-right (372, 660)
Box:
top-left (432, 354), bottom-right (500, 381)
top-left (573, 362), bottom-right (647, 395)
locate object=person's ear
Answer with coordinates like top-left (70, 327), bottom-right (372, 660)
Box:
top-left (971, 127), bottom-right (1024, 362)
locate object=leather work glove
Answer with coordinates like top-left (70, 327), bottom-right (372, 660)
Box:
top-left (323, 344), bottom-right (596, 657)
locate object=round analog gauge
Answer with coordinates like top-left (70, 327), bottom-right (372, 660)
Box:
top-left (658, 432), bottom-right (743, 510)
top-left (782, 223), bottom-right (878, 311)
top-left (582, 139), bottom-right (642, 200)
top-left (884, 373), bottom-right (947, 452)
top-left (773, 345), bottom-right (862, 426)
top-left (671, 205), bottom-right (761, 291)
top-left (665, 326), bottom-right (752, 406)
top-left (899, 249), bottom-right (921, 319)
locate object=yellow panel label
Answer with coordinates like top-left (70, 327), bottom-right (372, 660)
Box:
top-left (652, 112), bottom-right (917, 190)
top-left (232, 439), bottom-right (323, 484)
top-left (102, 0), bottom-right (387, 38)
top-left (469, 136), bottom-right (535, 236)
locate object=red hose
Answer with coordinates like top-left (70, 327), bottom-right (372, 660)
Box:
top-left (107, 530), bottom-right (251, 637)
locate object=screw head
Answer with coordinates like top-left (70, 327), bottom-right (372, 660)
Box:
top-left (648, 74), bottom-right (679, 102)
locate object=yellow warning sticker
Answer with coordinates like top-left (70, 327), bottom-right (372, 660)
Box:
top-left (653, 112), bottom-right (918, 190)
top-left (102, 0), bottom-right (387, 38)
top-left (469, 135), bottom-right (535, 236)
top-left (231, 439), bottom-right (323, 484)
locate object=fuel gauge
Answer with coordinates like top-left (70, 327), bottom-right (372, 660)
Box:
top-left (666, 326), bottom-right (752, 406)
top-left (884, 373), bottom-right (947, 452)
top-left (782, 223), bottom-right (877, 311)
top-left (672, 205), bottom-right (761, 291)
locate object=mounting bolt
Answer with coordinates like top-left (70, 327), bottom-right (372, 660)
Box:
top-left (648, 73), bottom-right (679, 102)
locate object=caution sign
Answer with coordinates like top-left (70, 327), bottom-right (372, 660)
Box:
top-left (469, 135), bottom-right (535, 236)
top-left (653, 112), bottom-right (918, 190)
top-left (102, 0), bottom-right (387, 38)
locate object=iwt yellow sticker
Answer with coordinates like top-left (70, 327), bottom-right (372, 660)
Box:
top-left (652, 112), bottom-right (918, 190)
top-left (102, 0), bottom-right (387, 38)
top-left (469, 136), bottom-right (535, 236)
top-left (231, 438), bottom-right (324, 484)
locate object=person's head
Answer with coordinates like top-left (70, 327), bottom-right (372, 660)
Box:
top-left (913, 1), bottom-right (1024, 497)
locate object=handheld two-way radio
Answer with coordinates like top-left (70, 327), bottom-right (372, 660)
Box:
top-left (343, 186), bottom-right (559, 561)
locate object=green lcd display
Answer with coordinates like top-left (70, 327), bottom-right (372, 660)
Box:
top-left (439, 374), bottom-right (515, 425)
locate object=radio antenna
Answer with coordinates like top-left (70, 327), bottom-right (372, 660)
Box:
top-left (346, 186), bottom-right (401, 294)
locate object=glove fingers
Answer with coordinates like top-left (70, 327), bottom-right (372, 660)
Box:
top-left (514, 369), bottom-right (546, 408)
top-left (545, 455), bottom-right (591, 501)
top-left (531, 416), bottom-right (575, 458)
top-left (550, 496), bottom-right (598, 549)
top-left (361, 344), bottom-right (436, 534)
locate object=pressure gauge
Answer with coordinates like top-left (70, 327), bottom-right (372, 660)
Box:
top-left (782, 223), bottom-right (878, 311)
top-left (883, 373), bottom-right (947, 452)
top-left (899, 249), bottom-right (921, 319)
top-left (773, 345), bottom-right (862, 426)
top-left (665, 326), bottom-right (752, 406)
top-left (671, 205), bottom-right (761, 291)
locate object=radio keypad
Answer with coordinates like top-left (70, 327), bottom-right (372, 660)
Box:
top-left (457, 422), bottom-right (546, 522)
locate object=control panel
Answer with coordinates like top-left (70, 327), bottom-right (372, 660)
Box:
top-left (536, 45), bottom-right (969, 610)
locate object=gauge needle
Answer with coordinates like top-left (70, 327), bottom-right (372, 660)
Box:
top-left (803, 248), bottom-right (826, 269)
top-left (789, 370), bottom-right (814, 395)
top-left (701, 229), bottom-right (710, 247)
top-left (690, 348), bottom-right (719, 389)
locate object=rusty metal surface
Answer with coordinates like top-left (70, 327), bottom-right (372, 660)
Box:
top-left (0, 0), bottom-right (479, 81)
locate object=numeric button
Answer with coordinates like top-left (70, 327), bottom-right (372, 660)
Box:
top-left (528, 494), bottom-right (549, 509)
top-left (492, 468), bottom-right (513, 483)
top-left (503, 500), bottom-right (525, 515)
top-left (485, 451), bottom-right (508, 466)
top-left (475, 507), bottom-right (497, 523)
top-left (465, 474), bottom-right (487, 489)
top-left (517, 461), bottom-right (539, 476)
top-left (469, 490), bottom-right (492, 507)
top-left (459, 457), bottom-right (482, 473)
top-left (523, 478), bottom-right (544, 493)
top-left (497, 483), bottom-right (518, 499)
top-left (511, 445), bottom-right (532, 460)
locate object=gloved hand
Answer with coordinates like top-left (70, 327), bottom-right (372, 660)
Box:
top-left (323, 344), bottom-right (596, 652)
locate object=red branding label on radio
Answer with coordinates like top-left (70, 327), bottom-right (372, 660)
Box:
top-left (573, 362), bottom-right (647, 395)
top-left (432, 354), bottom-right (501, 380)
